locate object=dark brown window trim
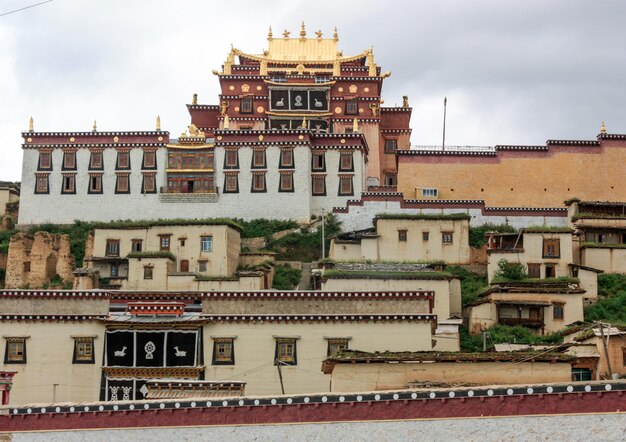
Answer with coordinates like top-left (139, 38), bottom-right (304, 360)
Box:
top-left (223, 149), bottom-right (239, 170)
top-left (88, 173), bottom-right (103, 194)
top-left (312, 174), bottom-right (326, 196)
top-left (115, 173), bottom-right (131, 194)
top-left (115, 150), bottom-right (131, 171)
top-left (141, 173), bottom-right (157, 194)
top-left (212, 338), bottom-right (235, 365)
top-left (88, 150), bottom-right (104, 171)
top-left (142, 149), bottom-right (157, 170)
top-left (279, 148), bottom-right (295, 169)
top-left (279, 172), bottom-right (294, 193)
top-left (4, 337), bottom-right (27, 364)
top-left (339, 152), bottom-right (354, 172)
top-left (251, 172), bottom-right (267, 193)
top-left (311, 152), bottom-right (326, 172)
top-left (223, 172), bottom-right (239, 194)
top-left (61, 174), bottom-right (77, 195)
top-left (338, 175), bottom-right (354, 196)
top-left (251, 148), bottom-right (267, 169)
top-left (61, 150), bottom-right (77, 171)
top-left (37, 151), bottom-right (53, 171)
top-left (72, 337), bottom-right (95, 364)
top-left (34, 173), bottom-right (50, 194)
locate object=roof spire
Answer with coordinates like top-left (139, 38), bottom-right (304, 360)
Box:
top-left (352, 117), bottom-right (359, 133)
top-left (600, 121), bottom-right (606, 134)
top-left (28, 116), bottom-right (33, 132)
top-left (302, 116), bottom-right (307, 129)
top-left (192, 93), bottom-right (198, 105)
top-left (92, 120), bottom-right (97, 132)
top-left (156, 115), bottom-right (161, 131)
top-left (333, 26), bottom-right (338, 42)
top-left (268, 26), bottom-right (273, 41)
top-left (300, 21), bottom-right (306, 40)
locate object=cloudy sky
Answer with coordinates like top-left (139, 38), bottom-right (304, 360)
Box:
top-left (1, 0), bottom-right (625, 181)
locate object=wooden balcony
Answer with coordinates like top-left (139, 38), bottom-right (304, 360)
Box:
top-left (498, 317), bottom-right (544, 328)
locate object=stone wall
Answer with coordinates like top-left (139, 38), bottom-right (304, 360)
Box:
top-left (4, 232), bottom-right (75, 288)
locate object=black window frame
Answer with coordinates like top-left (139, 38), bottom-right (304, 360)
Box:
top-left (274, 338), bottom-right (297, 366)
top-left (279, 172), bottom-right (294, 193)
top-left (384, 139), bottom-right (398, 153)
top-left (223, 173), bottom-right (239, 193)
top-left (345, 98), bottom-right (358, 115)
top-left (212, 338), bottom-right (235, 365)
top-left (142, 150), bottom-right (157, 170)
top-left (251, 172), bottom-right (267, 193)
top-left (4, 338), bottom-right (27, 364)
top-left (89, 151), bottom-right (104, 171)
top-left (88, 174), bottom-right (103, 194)
top-left (240, 96), bottom-right (253, 114)
top-left (311, 175), bottom-right (326, 196)
top-left (72, 337), bottom-right (95, 364)
top-left (224, 149), bottom-right (239, 169)
top-left (38, 151), bottom-right (52, 171)
top-left (116, 150), bottom-right (131, 170)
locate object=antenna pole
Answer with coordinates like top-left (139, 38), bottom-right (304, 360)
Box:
top-left (442, 97), bottom-right (447, 151)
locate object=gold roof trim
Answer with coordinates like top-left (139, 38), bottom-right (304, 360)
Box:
top-left (166, 169), bottom-right (214, 173)
top-left (233, 47), bottom-right (370, 65)
top-left (266, 111), bottom-right (332, 117)
top-left (264, 80), bottom-right (335, 87)
top-left (166, 143), bottom-right (214, 149)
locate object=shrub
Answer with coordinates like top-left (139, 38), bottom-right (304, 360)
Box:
top-left (445, 266), bottom-right (488, 306)
top-left (460, 324), bottom-right (563, 352)
top-left (584, 274), bottom-right (626, 323)
top-left (272, 264), bottom-right (302, 290)
top-left (494, 259), bottom-right (528, 281)
top-left (468, 224), bottom-right (516, 248)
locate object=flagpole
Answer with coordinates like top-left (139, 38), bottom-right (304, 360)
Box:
top-left (442, 97), bottom-right (447, 151)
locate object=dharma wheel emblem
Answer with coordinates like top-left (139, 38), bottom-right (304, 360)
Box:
top-left (145, 341), bottom-right (156, 360)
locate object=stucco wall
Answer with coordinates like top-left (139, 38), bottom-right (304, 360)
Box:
top-left (329, 360), bottom-right (572, 392)
top-left (0, 297), bottom-right (108, 316)
top-left (396, 142), bottom-right (626, 207)
top-left (0, 321), bottom-right (104, 405)
top-left (581, 247), bottom-right (626, 274)
top-left (487, 232), bottom-right (573, 282)
top-left (204, 320), bottom-right (433, 396)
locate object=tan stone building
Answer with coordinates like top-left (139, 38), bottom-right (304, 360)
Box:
top-left (317, 262), bottom-right (462, 351)
top-left (563, 324), bottom-right (626, 379)
top-left (322, 350), bottom-right (577, 392)
top-left (468, 281), bottom-right (586, 335)
top-left (81, 221), bottom-right (273, 291)
top-left (0, 288), bottom-right (438, 406)
top-left (329, 213), bottom-right (471, 264)
top-left (568, 201), bottom-right (626, 274)
top-left (395, 132), bottom-right (626, 208)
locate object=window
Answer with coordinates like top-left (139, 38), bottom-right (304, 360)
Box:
top-left (159, 234), bottom-right (171, 251)
top-left (115, 174), bottom-right (130, 194)
top-left (279, 149), bottom-right (294, 168)
top-left (116, 151), bottom-right (130, 170)
top-left (142, 173), bottom-right (156, 194)
top-left (198, 260), bottom-right (208, 272)
top-left (345, 98), bottom-right (358, 115)
top-left (89, 151), bottom-right (103, 170)
top-left (279, 172), bottom-right (294, 192)
top-left (105, 239), bottom-right (120, 257)
top-left (442, 232), bottom-right (453, 244)
top-left (179, 238), bottom-right (186, 247)
top-left (62, 151), bottom-right (76, 170)
top-left (543, 238), bottom-right (560, 258)
top-left (142, 150), bottom-right (156, 169)
top-left (311, 153), bottom-right (325, 172)
top-left (339, 153), bottom-right (353, 171)
top-left (73, 337), bottom-right (95, 364)
top-left (38, 151), bottom-right (52, 170)
top-left (338, 176), bottom-right (353, 196)
top-left (252, 149), bottom-right (266, 169)
top-left (23, 262), bottom-right (31, 272)
top-left (88, 174), bottom-right (103, 194)
top-left (61, 174), bottom-right (76, 194)
top-left (527, 263), bottom-right (541, 279)
top-left (240, 96), bottom-right (253, 114)
top-left (275, 338), bottom-right (297, 365)
top-left (224, 150), bottom-right (239, 169)
top-left (422, 188), bottom-right (438, 198)
top-left (312, 175), bottom-right (326, 196)
top-left (398, 230), bottom-right (408, 242)
top-left (35, 174), bottom-right (49, 194)
top-left (110, 264), bottom-right (119, 278)
top-left (327, 338), bottom-right (350, 357)
top-left (4, 338), bottom-right (26, 364)
top-left (422, 231), bottom-right (429, 241)
top-left (251, 172), bottom-right (266, 193)
top-left (143, 266), bottom-right (153, 280)
top-left (384, 173), bottom-right (397, 187)
top-left (131, 239), bottom-right (143, 253)
top-left (212, 338), bottom-right (235, 365)
top-left (572, 368), bottom-right (593, 382)
top-left (553, 303), bottom-right (564, 320)
top-left (384, 139), bottom-right (398, 153)
top-left (201, 236), bottom-right (213, 252)
top-left (224, 173), bottom-right (239, 193)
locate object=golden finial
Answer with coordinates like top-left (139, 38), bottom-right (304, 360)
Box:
top-left (333, 26), bottom-right (338, 42)
top-left (28, 116), bottom-right (34, 132)
top-left (92, 120), bottom-right (97, 132)
top-left (403, 96), bottom-right (409, 108)
top-left (600, 121), bottom-right (606, 134)
top-left (192, 93), bottom-right (198, 105)
top-left (223, 114), bottom-right (230, 130)
top-left (268, 26), bottom-right (273, 41)
top-left (283, 29), bottom-right (290, 39)
top-left (315, 30), bottom-right (323, 39)
top-left (302, 116), bottom-right (307, 129)
top-left (300, 21), bottom-right (306, 40)
top-left (156, 115), bottom-right (161, 131)
top-left (352, 117), bottom-right (359, 133)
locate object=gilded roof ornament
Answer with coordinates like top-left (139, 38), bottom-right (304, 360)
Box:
top-left (92, 120), bottom-right (97, 132)
top-left (268, 26), bottom-right (273, 41)
top-left (223, 114), bottom-right (230, 130)
top-left (403, 96), bottom-right (409, 108)
top-left (315, 30), bottom-right (323, 40)
top-left (601, 121), bottom-right (606, 134)
top-left (333, 27), bottom-right (338, 42)
top-left (283, 30), bottom-right (290, 39)
top-left (300, 21), bottom-right (306, 40)
top-left (156, 115), bottom-right (161, 131)
top-left (28, 116), bottom-right (33, 132)
top-left (352, 117), bottom-right (359, 133)
top-left (192, 93), bottom-right (198, 105)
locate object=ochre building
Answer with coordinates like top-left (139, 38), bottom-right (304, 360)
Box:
top-left (397, 132), bottom-right (626, 207)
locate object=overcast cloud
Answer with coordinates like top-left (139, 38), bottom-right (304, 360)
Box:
top-left (1, 0), bottom-right (625, 180)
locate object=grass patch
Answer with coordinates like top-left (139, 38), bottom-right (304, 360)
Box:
top-left (28, 221), bottom-right (93, 267)
top-left (127, 251), bottom-right (176, 260)
top-left (375, 212), bottom-right (471, 222)
top-left (0, 229), bottom-right (18, 254)
top-left (445, 266), bottom-right (488, 306)
top-left (523, 226), bottom-right (573, 233)
top-left (581, 242), bottom-right (626, 249)
top-left (92, 218), bottom-right (243, 232)
top-left (460, 324), bottom-right (563, 352)
top-left (272, 264), bottom-right (303, 290)
top-left (323, 270), bottom-right (453, 280)
top-left (572, 213), bottom-right (626, 221)
top-left (584, 274), bottom-right (626, 323)
top-left (491, 277), bottom-right (580, 284)
top-left (236, 219), bottom-right (299, 239)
